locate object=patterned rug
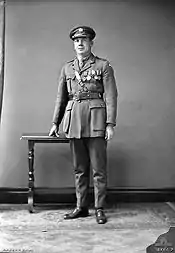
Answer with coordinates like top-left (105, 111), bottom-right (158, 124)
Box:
top-left (0, 203), bottom-right (174, 253)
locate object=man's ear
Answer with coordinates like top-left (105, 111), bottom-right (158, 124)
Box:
top-left (90, 40), bottom-right (94, 47)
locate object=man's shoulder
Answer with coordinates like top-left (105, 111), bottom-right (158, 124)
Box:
top-left (95, 55), bottom-right (108, 62)
top-left (95, 56), bottom-right (112, 68)
top-left (66, 58), bottom-right (75, 64)
top-left (61, 58), bottom-right (74, 68)
top-left (95, 55), bottom-right (111, 64)
top-left (60, 58), bottom-right (74, 72)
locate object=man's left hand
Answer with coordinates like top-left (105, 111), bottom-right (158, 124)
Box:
top-left (105, 125), bottom-right (115, 141)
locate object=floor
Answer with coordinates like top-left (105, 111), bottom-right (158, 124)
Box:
top-left (0, 202), bottom-right (175, 253)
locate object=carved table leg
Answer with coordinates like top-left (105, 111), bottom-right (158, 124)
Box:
top-left (28, 140), bottom-right (35, 213)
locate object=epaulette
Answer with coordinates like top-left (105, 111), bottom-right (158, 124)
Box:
top-left (96, 56), bottom-right (113, 68)
top-left (67, 58), bottom-right (75, 63)
top-left (95, 55), bottom-right (107, 62)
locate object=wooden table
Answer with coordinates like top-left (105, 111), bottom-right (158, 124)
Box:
top-left (20, 133), bottom-right (69, 213)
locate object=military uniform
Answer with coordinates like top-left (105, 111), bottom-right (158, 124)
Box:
top-left (51, 26), bottom-right (118, 213)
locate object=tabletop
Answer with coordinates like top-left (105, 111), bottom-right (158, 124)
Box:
top-left (20, 133), bottom-right (70, 143)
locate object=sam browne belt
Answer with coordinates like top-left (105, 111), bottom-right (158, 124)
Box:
top-left (68, 92), bottom-right (103, 101)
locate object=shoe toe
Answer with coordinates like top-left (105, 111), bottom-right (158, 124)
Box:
top-left (98, 218), bottom-right (106, 224)
top-left (63, 208), bottom-right (89, 220)
top-left (63, 214), bottom-right (70, 219)
top-left (95, 210), bottom-right (107, 224)
top-left (98, 219), bottom-right (103, 224)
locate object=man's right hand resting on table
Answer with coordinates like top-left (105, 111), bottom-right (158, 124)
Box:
top-left (49, 123), bottom-right (59, 137)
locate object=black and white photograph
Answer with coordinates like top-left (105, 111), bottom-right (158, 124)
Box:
top-left (0, 0), bottom-right (175, 252)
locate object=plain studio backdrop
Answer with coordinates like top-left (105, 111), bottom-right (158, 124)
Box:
top-left (0, 0), bottom-right (175, 189)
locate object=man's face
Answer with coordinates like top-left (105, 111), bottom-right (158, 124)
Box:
top-left (73, 37), bottom-right (93, 57)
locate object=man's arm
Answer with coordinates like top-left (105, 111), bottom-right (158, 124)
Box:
top-left (102, 60), bottom-right (118, 140)
top-left (49, 66), bottom-right (68, 136)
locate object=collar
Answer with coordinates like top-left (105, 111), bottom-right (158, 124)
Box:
top-left (77, 53), bottom-right (95, 63)
top-left (72, 53), bottom-right (96, 73)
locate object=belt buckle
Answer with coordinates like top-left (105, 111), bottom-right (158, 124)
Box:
top-left (74, 94), bottom-right (81, 103)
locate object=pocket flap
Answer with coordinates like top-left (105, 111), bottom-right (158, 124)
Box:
top-left (66, 101), bottom-right (74, 111)
top-left (89, 100), bottom-right (106, 109)
top-left (66, 74), bottom-right (76, 80)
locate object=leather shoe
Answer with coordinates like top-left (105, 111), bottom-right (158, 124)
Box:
top-left (64, 207), bottom-right (89, 220)
top-left (95, 209), bottom-right (107, 224)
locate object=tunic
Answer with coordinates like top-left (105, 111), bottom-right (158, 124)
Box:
top-left (52, 53), bottom-right (118, 138)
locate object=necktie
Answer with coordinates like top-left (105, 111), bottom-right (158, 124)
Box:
top-left (79, 59), bottom-right (84, 69)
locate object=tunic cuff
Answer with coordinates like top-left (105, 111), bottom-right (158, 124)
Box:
top-left (107, 123), bottom-right (116, 128)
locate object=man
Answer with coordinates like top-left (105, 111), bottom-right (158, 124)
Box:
top-left (49, 26), bottom-right (118, 224)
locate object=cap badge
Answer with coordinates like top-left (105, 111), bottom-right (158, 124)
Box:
top-left (79, 28), bottom-right (83, 32)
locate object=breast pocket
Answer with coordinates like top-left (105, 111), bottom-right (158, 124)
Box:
top-left (63, 101), bottom-right (74, 133)
top-left (89, 100), bottom-right (106, 131)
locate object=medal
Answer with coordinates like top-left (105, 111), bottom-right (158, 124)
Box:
top-left (86, 75), bottom-right (91, 81)
top-left (83, 87), bottom-right (88, 91)
top-left (82, 77), bottom-right (87, 82)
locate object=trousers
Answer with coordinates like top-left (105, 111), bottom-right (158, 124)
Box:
top-left (70, 137), bottom-right (107, 208)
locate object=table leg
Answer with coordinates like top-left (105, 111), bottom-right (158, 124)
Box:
top-left (28, 140), bottom-right (35, 213)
